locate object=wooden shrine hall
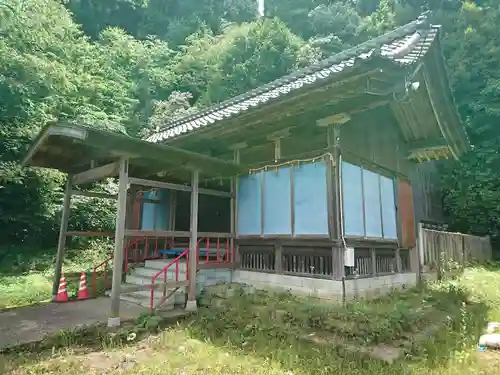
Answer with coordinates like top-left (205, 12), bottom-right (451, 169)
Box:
top-left (21, 12), bottom-right (470, 322)
top-left (22, 123), bottom-right (244, 326)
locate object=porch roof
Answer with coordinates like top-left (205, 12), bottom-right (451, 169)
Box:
top-left (145, 12), bottom-right (469, 163)
top-left (22, 123), bottom-right (245, 182)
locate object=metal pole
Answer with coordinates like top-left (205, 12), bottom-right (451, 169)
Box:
top-left (186, 169), bottom-right (199, 312)
top-left (108, 158), bottom-right (129, 327)
top-left (52, 176), bottom-right (72, 301)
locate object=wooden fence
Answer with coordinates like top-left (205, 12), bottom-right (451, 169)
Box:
top-left (418, 223), bottom-right (492, 279)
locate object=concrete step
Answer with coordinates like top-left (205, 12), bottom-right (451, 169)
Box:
top-left (145, 259), bottom-right (188, 271)
top-left (119, 293), bottom-right (178, 311)
top-left (121, 281), bottom-right (187, 295)
top-left (126, 273), bottom-right (187, 286)
top-left (131, 267), bottom-right (188, 280)
top-left (112, 288), bottom-right (186, 309)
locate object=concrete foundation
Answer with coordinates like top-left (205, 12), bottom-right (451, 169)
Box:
top-left (233, 270), bottom-right (417, 301)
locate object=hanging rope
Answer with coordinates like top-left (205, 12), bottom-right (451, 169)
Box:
top-left (248, 152), bottom-right (334, 174)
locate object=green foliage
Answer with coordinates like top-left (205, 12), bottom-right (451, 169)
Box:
top-left (2, 0), bottom-right (500, 248)
top-left (175, 18), bottom-right (316, 105)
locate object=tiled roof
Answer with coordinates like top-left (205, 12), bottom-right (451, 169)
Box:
top-left (146, 12), bottom-right (438, 144)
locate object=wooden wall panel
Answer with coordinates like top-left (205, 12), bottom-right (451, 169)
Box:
top-left (340, 106), bottom-right (411, 177)
top-left (398, 179), bottom-right (416, 248)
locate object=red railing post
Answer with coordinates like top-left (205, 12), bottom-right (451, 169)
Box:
top-left (149, 249), bottom-right (188, 314)
top-left (226, 238), bottom-right (230, 263)
top-left (205, 237), bottom-right (209, 264)
top-left (92, 267), bottom-right (97, 297)
top-left (216, 238), bottom-right (220, 263)
top-left (163, 269), bottom-right (167, 298)
top-left (124, 244), bottom-right (129, 273)
top-left (104, 261), bottom-right (108, 287)
top-left (143, 236), bottom-right (149, 261)
top-left (135, 239), bottom-right (139, 263)
top-left (149, 286), bottom-right (154, 314)
top-left (154, 237), bottom-right (159, 258)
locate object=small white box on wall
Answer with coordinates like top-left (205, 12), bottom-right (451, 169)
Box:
top-left (344, 247), bottom-right (355, 267)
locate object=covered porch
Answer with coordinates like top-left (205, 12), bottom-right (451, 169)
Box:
top-left (22, 123), bottom-right (244, 326)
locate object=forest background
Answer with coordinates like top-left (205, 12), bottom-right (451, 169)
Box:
top-left (0, 0), bottom-right (497, 253)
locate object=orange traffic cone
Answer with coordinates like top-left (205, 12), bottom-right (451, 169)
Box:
top-left (55, 274), bottom-right (69, 302)
top-left (77, 272), bottom-right (89, 300)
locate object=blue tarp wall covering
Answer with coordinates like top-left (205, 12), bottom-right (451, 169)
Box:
top-left (263, 167), bottom-right (292, 234)
top-left (237, 161), bottom-right (328, 236)
top-left (237, 173), bottom-right (263, 235)
top-left (141, 189), bottom-right (170, 230)
top-left (293, 162), bottom-right (328, 235)
top-left (341, 161), bottom-right (397, 239)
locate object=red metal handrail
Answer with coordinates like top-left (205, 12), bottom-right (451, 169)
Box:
top-left (150, 249), bottom-right (188, 313)
top-left (196, 237), bottom-right (235, 265)
top-left (91, 237), bottom-right (142, 297)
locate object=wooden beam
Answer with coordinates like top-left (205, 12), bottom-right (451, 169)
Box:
top-left (128, 177), bottom-right (232, 198)
top-left (407, 138), bottom-right (448, 152)
top-left (129, 177), bottom-right (191, 192)
top-left (109, 158), bottom-right (128, 327)
top-left (72, 162), bottom-right (119, 185)
top-left (317, 113), bottom-right (351, 127)
top-left (72, 190), bottom-right (117, 199)
top-left (66, 231), bottom-right (114, 237)
top-left (266, 128), bottom-right (291, 141)
top-left (186, 170), bottom-right (200, 311)
top-left (229, 142), bottom-right (248, 150)
top-left (52, 177), bottom-right (72, 301)
top-left (124, 229), bottom-right (191, 238)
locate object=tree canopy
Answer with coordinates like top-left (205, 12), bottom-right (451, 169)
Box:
top-left (1, 0), bottom-right (500, 248)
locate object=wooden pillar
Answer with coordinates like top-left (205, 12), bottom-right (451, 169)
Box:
top-left (395, 248), bottom-right (402, 273)
top-left (328, 124), bottom-right (345, 280)
top-left (108, 158), bottom-right (129, 327)
top-left (415, 222), bottom-right (424, 284)
top-left (186, 169), bottom-right (199, 311)
top-left (125, 185), bottom-right (138, 230)
top-left (275, 242), bottom-right (283, 274)
top-left (231, 147), bottom-right (242, 265)
top-left (52, 176), bottom-right (72, 301)
top-left (169, 190), bottom-right (177, 231)
top-left (371, 248), bottom-right (377, 276)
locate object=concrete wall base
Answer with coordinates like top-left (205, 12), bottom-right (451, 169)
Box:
top-left (232, 270), bottom-right (417, 302)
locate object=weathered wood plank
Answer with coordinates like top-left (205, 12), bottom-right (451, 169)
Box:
top-left (109, 158), bottom-right (128, 325)
top-left (52, 177), bottom-right (72, 301)
top-left (73, 162), bottom-right (119, 185)
top-left (187, 170), bottom-right (199, 309)
top-left (72, 190), bottom-right (117, 199)
top-left (128, 177), bottom-right (232, 198)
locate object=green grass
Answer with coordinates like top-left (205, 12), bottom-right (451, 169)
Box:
top-left (0, 241), bottom-right (111, 309)
top-left (2, 265), bottom-right (500, 374)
